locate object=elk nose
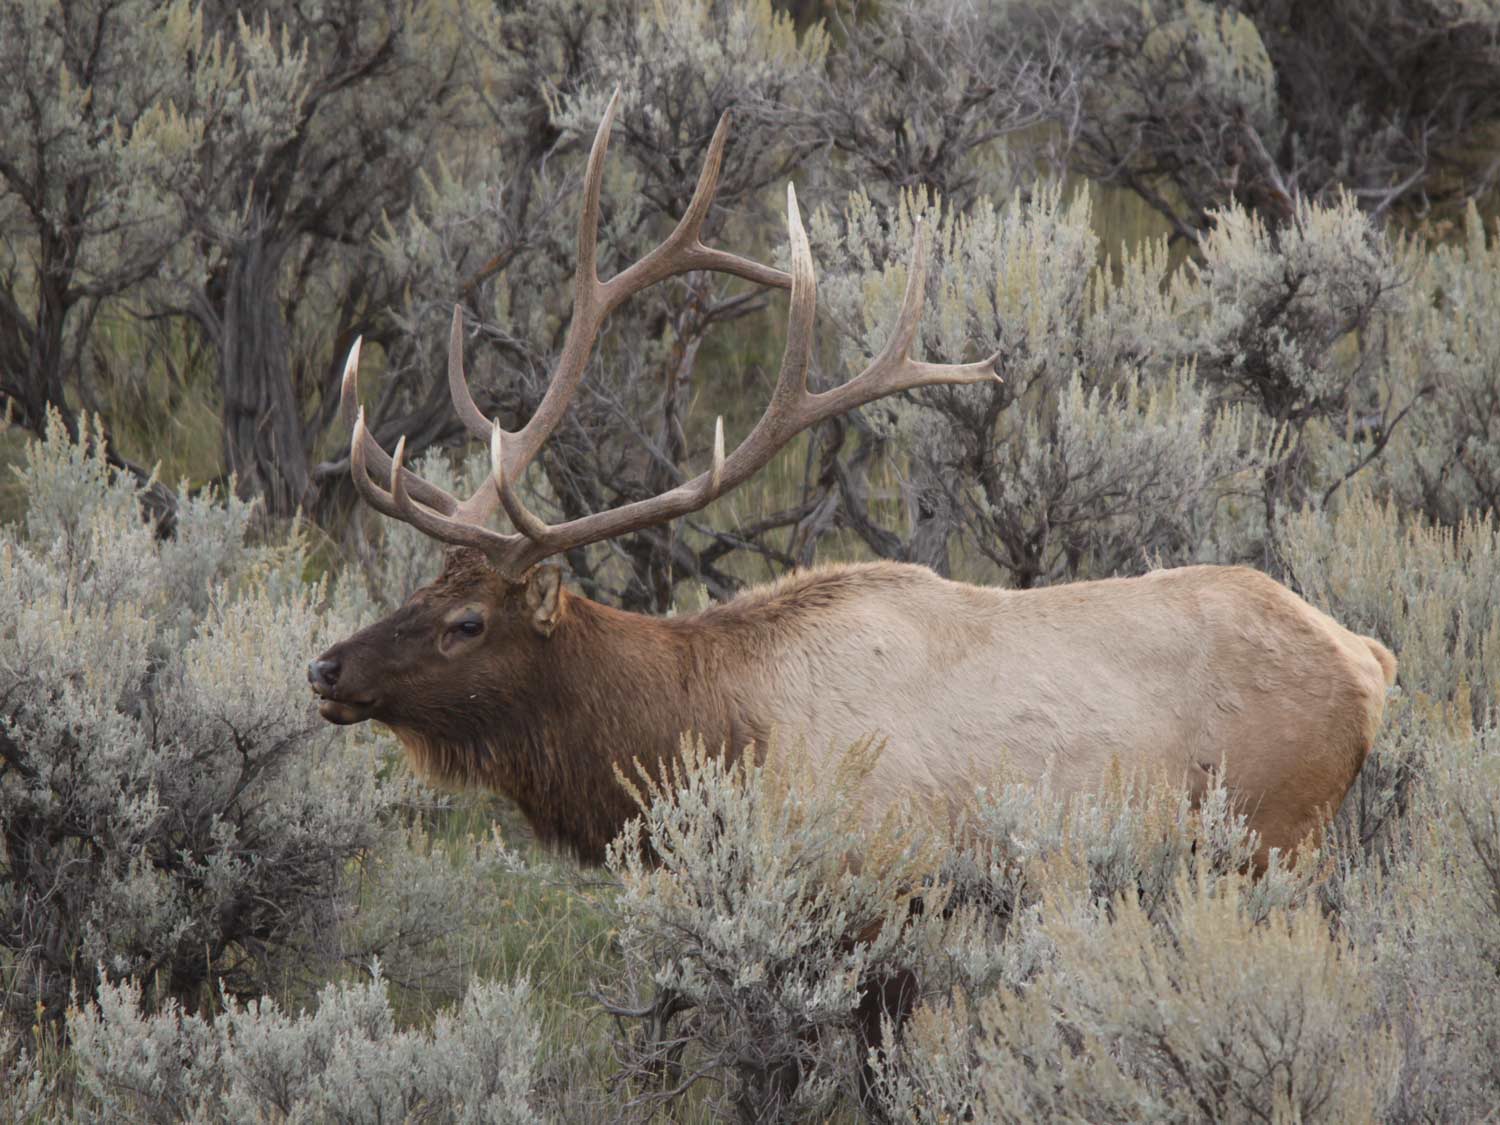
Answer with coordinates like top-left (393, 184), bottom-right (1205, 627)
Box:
top-left (307, 657), bottom-right (341, 689)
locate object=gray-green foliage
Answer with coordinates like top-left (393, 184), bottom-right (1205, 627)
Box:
top-left (12, 0), bottom-right (1480, 602)
top-left (0, 411), bottom-right (365, 1024)
top-left (1065, 0), bottom-right (1500, 236)
top-left (555, 0), bottom-right (827, 213)
top-left (864, 763), bottom-right (1327, 1123)
top-left (1065, 0), bottom-right (1285, 241)
top-left (56, 965), bottom-right (539, 1124)
top-left (1179, 195), bottom-right (1402, 421)
top-left (0, 0), bottom-right (211, 437)
top-left (1274, 476), bottom-right (1500, 1104)
top-left (174, 0), bottom-right (488, 517)
top-left (876, 873), bottom-right (1398, 1123)
top-left (0, 0), bottom-right (324, 478)
top-left (864, 754), bottom-right (1417, 1122)
top-left (1174, 194), bottom-right (1412, 535)
top-left (5, 4), bottom-right (1500, 1120)
top-left (587, 464), bottom-right (1499, 1121)
top-left (599, 737), bottom-right (949, 1123)
top-left (1280, 485), bottom-right (1498, 725)
top-left (1378, 203), bottom-right (1500, 523)
top-left (1351, 723), bottom-right (1500, 1123)
top-left (809, 186), bottom-right (1279, 584)
top-left (789, 0), bottom-right (1070, 209)
top-left (0, 415), bottom-right (508, 1031)
top-left (0, 0), bottom-right (494, 514)
top-left (589, 727), bottom-right (1366, 1123)
top-left (314, 0), bottom-right (1500, 610)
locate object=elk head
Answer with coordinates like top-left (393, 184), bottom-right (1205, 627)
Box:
top-left (307, 547), bottom-right (563, 736)
top-left (308, 90), bottom-right (1000, 738)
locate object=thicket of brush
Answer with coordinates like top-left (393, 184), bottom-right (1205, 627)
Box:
top-left (1, 421), bottom-right (1495, 1121)
top-left (3, 0), bottom-right (1499, 1121)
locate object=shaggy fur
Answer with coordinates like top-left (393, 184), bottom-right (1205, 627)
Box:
top-left (311, 550), bottom-right (1395, 865)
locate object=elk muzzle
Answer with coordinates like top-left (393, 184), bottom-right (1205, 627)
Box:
top-left (307, 651), bottom-right (376, 724)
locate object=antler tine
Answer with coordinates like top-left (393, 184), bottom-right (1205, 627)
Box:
top-left (766, 183), bottom-right (819, 420)
top-left (349, 407), bottom-right (405, 521)
top-left (681, 111), bottom-right (790, 288)
top-left (442, 306), bottom-right (508, 528)
top-left (446, 306), bottom-right (496, 442)
top-left (879, 219), bottom-right (932, 372)
top-left (833, 219), bottom-right (1004, 400)
top-left (490, 422), bottom-right (553, 545)
top-left (346, 343), bottom-right (520, 562)
top-left (602, 107), bottom-right (791, 302)
top-left (341, 339), bottom-right (462, 516)
top-left (574, 87), bottom-right (621, 298)
top-left (376, 421), bottom-right (523, 565)
top-left (500, 89), bottom-right (621, 480)
top-left (680, 111), bottom-right (732, 232)
top-left (706, 416), bottom-right (725, 496)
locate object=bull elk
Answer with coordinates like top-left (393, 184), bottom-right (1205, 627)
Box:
top-left (309, 94), bottom-right (1396, 867)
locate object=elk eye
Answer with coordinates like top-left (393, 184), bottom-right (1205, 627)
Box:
top-left (454, 618), bottom-right (484, 638)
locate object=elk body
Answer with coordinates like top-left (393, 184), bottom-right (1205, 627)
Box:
top-left (309, 95), bottom-right (1396, 867)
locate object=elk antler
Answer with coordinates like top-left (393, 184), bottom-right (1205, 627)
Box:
top-left (344, 95), bottom-right (1002, 581)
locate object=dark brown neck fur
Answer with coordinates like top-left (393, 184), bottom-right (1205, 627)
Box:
top-left (395, 591), bottom-right (754, 864)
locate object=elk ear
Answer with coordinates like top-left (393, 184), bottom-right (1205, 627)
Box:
top-left (523, 564), bottom-right (564, 637)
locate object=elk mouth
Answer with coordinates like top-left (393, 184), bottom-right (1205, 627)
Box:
top-left (317, 698), bottom-right (375, 724)
top-left (310, 687), bottom-right (377, 725)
